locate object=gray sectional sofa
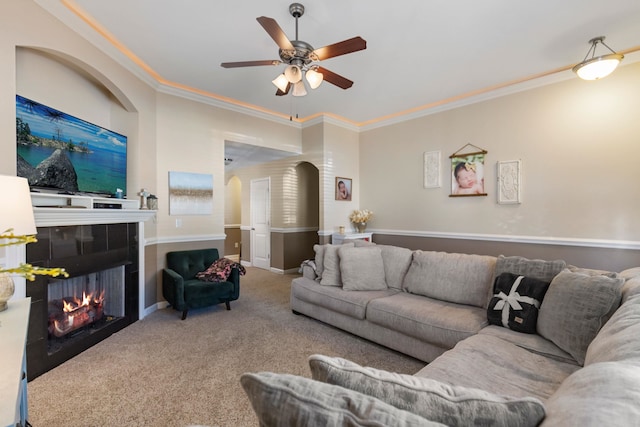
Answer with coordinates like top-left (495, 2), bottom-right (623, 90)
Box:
top-left (268, 242), bottom-right (640, 426)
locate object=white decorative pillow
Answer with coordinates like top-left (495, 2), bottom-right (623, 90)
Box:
top-left (320, 243), bottom-right (354, 286)
top-left (240, 372), bottom-right (439, 426)
top-left (309, 354), bottom-right (546, 427)
top-left (339, 246), bottom-right (387, 291)
top-left (537, 269), bottom-right (624, 365)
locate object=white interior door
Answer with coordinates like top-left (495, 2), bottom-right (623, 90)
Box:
top-left (250, 177), bottom-right (270, 270)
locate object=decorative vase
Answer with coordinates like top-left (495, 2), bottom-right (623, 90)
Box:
top-left (356, 222), bottom-right (367, 233)
top-left (0, 272), bottom-right (15, 312)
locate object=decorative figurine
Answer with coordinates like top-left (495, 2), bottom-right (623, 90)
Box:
top-left (138, 188), bottom-right (150, 210)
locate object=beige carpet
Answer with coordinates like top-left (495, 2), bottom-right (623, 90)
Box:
top-left (28, 267), bottom-right (424, 427)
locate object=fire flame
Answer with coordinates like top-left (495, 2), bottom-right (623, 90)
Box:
top-left (62, 290), bottom-right (105, 313)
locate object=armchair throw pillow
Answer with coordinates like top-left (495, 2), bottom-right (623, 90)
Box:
top-left (487, 273), bottom-right (550, 334)
top-left (196, 258), bottom-right (245, 283)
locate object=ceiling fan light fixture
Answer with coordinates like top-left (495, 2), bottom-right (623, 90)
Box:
top-left (284, 64), bottom-right (302, 83)
top-left (573, 36), bottom-right (624, 80)
top-left (292, 80), bottom-right (307, 97)
top-left (272, 74), bottom-right (290, 92)
top-left (305, 68), bottom-right (323, 89)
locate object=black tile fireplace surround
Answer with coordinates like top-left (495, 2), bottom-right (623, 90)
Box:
top-left (25, 223), bottom-right (139, 380)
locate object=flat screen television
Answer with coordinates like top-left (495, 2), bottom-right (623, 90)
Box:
top-left (16, 94), bottom-right (127, 197)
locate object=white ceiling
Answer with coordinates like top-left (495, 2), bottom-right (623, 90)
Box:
top-left (37, 0), bottom-right (640, 127)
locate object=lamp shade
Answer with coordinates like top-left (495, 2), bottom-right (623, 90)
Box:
top-left (292, 80), bottom-right (307, 97)
top-left (0, 175), bottom-right (36, 236)
top-left (272, 74), bottom-right (290, 92)
top-left (572, 54), bottom-right (624, 80)
top-left (305, 68), bottom-right (324, 89)
top-left (284, 64), bottom-right (302, 83)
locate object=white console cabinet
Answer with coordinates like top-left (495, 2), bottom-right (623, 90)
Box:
top-left (332, 232), bottom-right (373, 245)
top-left (0, 298), bottom-right (30, 427)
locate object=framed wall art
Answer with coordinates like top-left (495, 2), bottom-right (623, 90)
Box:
top-left (335, 177), bottom-right (352, 201)
top-left (449, 144), bottom-right (488, 197)
top-left (169, 171), bottom-right (213, 215)
top-left (423, 150), bottom-right (441, 188)
top-left (497, 160), bottom-right (522, 204)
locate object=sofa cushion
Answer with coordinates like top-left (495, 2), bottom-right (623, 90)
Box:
top-left (479, 326), bottom-right (577, 365)
top-left (291, 277), bottom-right (397, 320)
top-left (338, 246), bottom-right (388, 291)
top-left (379, 245), bottom-right (413, 290)
top-left (240, 372), bottom-right (441, 427)
top-left (542, 361), bottom-right (640, 427)
top-left (366, 292), bottom-right (488, 349)
top-left (416, 334), bottom-right (581, 400)
top-left (403, 251), bottom-right (496, 307)
top-left (537, 269), bottom-right (624, 365)
top-left (487, 273), bottom-right (550, 334)
top-left (495, 255), bottom-right (566, 282)
top-left (309, 354), bottom-right (546, 427)
top-left (313, 244), bottom-right (326, 280)
top-left (320, 243), bottom-right (354, 286)
top-left (585, 294), bottom-right (640, 365)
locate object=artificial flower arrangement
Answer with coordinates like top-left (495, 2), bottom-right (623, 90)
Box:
top-left (0, 229), bottom-right (68, 280)
top-left (349, 209), bottom-right (373, 224)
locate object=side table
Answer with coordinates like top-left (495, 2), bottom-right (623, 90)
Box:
top-left (332, 232), bottom-right (373, 245)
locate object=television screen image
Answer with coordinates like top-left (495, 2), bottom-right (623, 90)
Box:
top-left (16, 94), bottom-right (127, 196)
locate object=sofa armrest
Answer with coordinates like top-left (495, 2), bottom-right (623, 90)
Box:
top-left (162, 268), bottom-right (186, 310)
top-left (227, 266), bottom-right (241, 300)
top-left (302, 264), bottom-right (318, 280)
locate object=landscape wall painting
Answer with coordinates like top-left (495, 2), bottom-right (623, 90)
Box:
top-left (169, 171), bottom-right (213, 215)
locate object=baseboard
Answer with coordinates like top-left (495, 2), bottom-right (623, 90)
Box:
top-left (141, 301), bottom-right (169, 319)
top-left (241, 260), bottom-right (252, 267)
top-left (270, 267), bottom-right (300, 275)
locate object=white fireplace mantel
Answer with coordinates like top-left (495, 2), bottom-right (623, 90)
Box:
top-left (34, 207), bottom-right (156, 227)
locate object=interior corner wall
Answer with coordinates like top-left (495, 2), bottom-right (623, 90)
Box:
top-left (360, 61), bottom-right (640, 269)
top-left (321, 122), bottom-right (360, 236)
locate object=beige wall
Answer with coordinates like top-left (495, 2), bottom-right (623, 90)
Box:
top-left (360, 61), bottom-right (640, 246)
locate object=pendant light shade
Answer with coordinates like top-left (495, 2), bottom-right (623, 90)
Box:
top-left (573, 36), bottom-right (624, 80)
top-left (305, 68), bottom-right (324, 89)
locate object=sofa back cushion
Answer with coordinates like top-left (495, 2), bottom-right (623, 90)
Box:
top-left (380, 245), bottom-right (413, 290)
top-left (495, 255), bottom-right (566, 282)
top-left (313, 244), bottom-right (326, 280)
top-left (338, 246), bottom-right (388, 291)
top-left (403, 251), bottom-right (496, 307)
top-left (166, 248), bottom-right (220, 280)
top-left (537, 269), bottom-right (624, 366)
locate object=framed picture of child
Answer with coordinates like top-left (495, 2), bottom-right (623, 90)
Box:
top-left (335, 177), bottom-right (352, 201)
top-left (450, 152), bottom-right (488, 197)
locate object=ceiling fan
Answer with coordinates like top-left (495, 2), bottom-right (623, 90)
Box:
top-left (220, 3), bottom-right (367, 96)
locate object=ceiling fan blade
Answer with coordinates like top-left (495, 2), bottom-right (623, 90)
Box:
top-left (221, 60), bottom-right (280, 68)
top-left (313, 37), bottom-right (367, 61)
top-left (316, 67), bottom-right (354, 89)
top-left (276, 83), bottom-right (291, 96)
top-left (256, 16), bottom-right (295, 51)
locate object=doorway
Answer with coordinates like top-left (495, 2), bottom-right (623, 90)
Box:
top-left (250, 177), bottom-right (270, 270)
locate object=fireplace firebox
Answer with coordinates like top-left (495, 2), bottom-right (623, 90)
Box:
top-left (26, 223), bottom-right (139, 380)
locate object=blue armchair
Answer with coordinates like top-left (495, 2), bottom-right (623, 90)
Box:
top-left (162, 248), bottom-right (240, 319)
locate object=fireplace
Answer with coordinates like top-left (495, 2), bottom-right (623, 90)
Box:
top-left (26, 223), bottom-right (139, 380)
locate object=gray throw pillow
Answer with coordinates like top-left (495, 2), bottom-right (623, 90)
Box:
top-left (339, 246), bottom-right (387, 291)
top-left (379, 245), bottom-right (413, 290)
top-left (537, 269), bottom-right (624, 365)
top-left (240, 372), bottom-right (441, 427)
top-left (309, 354), bottom-right (545, 427)
top-left (495, 255), bottom-right (566, 282)
top-left (313, 244), bottom-right (326, 280)
top-left (320, 243), bottom-right (354, 286)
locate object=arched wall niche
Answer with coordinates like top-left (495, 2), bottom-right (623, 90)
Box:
top-left (20, 46), bottom-right (137, 113)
